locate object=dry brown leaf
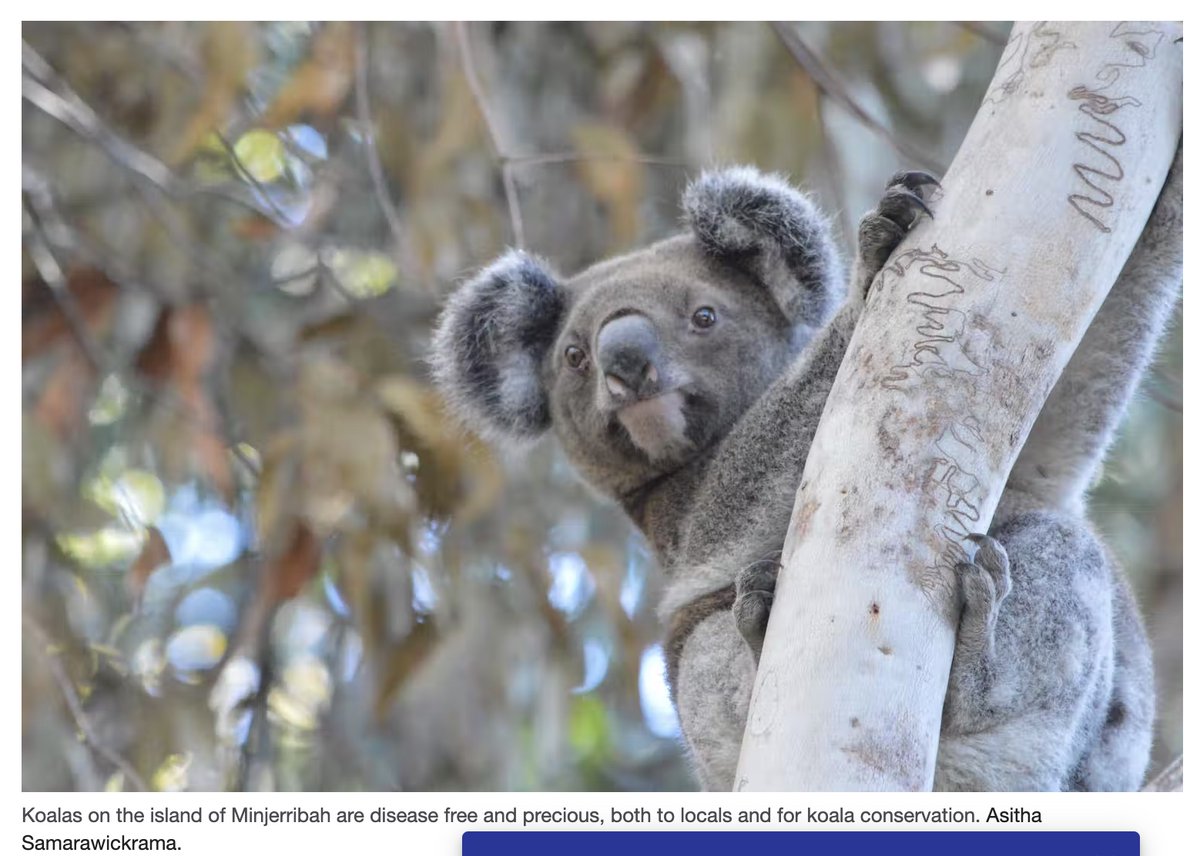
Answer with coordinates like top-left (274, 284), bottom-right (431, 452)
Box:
top-left (137, 305), bottom-right (230, 498)
top-left (22, 269), bottom-right (120, 361)
top-left (33, 345), bottom-right (96, 440)
top-left (300, 403), bottom-right (404, 532)
top-left (127, 527), bottom-right (171, 604)
top-left (168, 22), bottom-right (260, 165)
top-left (264, 520), bottom-right (322, 603)
top-left (133, 310), bottom-right (174, 384)
top-left (231, 213), bottom-right (281, 241)
top-left (254, 432), bottom-right (299, 551)
top-left (570, 123), bottom-right (645, 250)
top-left (166, 305), bottom-right (217, 384)
top-left (191, 405), bottom-right (235, 505)
top-left (260, 23), bottom-right (356, 130)
top-left (376, 375), bottom-right (500, 520)
top-left (372, 619), bottom-right (438, 719)
top-left (412, 71), bottom-right (484, 182)
top-left (334, 532), bottom-right (375, 625)
top-left (135, 304), bottom-right (216, 387)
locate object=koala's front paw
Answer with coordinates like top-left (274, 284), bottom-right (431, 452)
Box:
top-left (954, 533), bottom-right (1012, 658)
top-left (855, 170), bottom-right (939, 295)
top-left (733, 558), bottom-right (780, 662)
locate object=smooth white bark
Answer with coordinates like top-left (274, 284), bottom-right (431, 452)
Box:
top-left (735, 21), bottom-right (1182, 791)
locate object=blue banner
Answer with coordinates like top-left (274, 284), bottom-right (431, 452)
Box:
top-left (463, 831), bottom-right (1138, 856)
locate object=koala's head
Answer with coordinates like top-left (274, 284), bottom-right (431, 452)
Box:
top-left (431, 167), bottom-right (843, 500)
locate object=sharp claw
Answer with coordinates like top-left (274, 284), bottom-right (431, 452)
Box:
top-left (882, 186), bottom-right (934, 221)
top-left (889, 169), bottom-right (942, 194)
top-left (965, 533), bottom-right (989, 544)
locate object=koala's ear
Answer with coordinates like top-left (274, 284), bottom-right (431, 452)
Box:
top-left (431, 250), bottom-right (565, 442)
top-left (683, 166), bottom-right (844, 327)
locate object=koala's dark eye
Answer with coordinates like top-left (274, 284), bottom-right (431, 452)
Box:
top-left (692, 306), bottom-right (717, 329)
top-left (564, 344), bottom-right (588, 371)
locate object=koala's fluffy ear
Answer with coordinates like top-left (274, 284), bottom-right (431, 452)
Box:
top-left (431, 251), bottom-right (565, 442)
top-left (683, 166), bottom-right (844, 327)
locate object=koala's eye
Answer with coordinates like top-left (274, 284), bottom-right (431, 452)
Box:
top-left (691, 306), bottom-right (717, 329)
top-left (564, 344), bottom-right (588, 371)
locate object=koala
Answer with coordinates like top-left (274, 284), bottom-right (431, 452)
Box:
top-left (431, 147), bottom-right (1180, 792)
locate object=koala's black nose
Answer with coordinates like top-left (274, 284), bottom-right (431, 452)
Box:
top-left (597, 314), bottom-right (662, 400)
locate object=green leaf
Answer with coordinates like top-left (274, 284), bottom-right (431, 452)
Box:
top-left (233, 129), bottom-right (286, 183)
top-left (328, 249), bottom-right (397, 298)
top-left (568, 695), bottom-right (611, 761)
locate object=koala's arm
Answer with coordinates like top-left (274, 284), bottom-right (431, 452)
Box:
top-left (679, 171), bottom-right (939, 572)
top-left (1003, 141), bottom-right (1182, 519)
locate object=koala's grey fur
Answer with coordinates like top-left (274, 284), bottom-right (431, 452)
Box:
top-left (431, 146), bottom-right (1181, 792)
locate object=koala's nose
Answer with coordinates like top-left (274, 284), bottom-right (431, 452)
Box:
top-left (597, 314), bottom-right (662, 400)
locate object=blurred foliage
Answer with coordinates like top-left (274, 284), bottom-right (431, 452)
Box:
top-left (21, 21), bottom-right (1180, 792)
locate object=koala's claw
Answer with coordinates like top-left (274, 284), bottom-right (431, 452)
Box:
top-left (855, 170), bottom-right (940, 293)
top-left (733, 559), bottom-right (780, 662)
top-left (965, 533), bottom-right (1012, 600)
top-left (879, 185), bottom-right (933, 224)
top-left (953, 534), bottom-right (1012, 658)
top-left (889, 169), bottom-right (941, 195)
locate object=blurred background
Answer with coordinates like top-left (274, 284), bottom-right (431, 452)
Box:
top-left (21, 21), bottom-right (1181, 792)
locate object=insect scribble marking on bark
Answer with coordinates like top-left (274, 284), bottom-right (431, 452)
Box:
top-left (878, 245), bottom-right (1004, 391)
top-left (924, 418), bottom-right (985, 568)
top-left (1066, 88), bottom-right (1135, 233)
top-left (983, 22), bottom-right (1078, 108)
top-left (1066, 22), bottom-right (1165, 232)
top-left (873, 245), bottom-right (1006, 605)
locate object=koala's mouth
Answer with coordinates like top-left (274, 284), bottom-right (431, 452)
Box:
top-left (614, 390), bottom-right (692, 462)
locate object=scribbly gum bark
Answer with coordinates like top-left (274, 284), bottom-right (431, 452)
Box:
top-left (735, 22), bottom-right (1181, 791)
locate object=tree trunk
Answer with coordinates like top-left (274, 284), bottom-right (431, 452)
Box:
top-left (735, 21), bottom-right (1182, 791)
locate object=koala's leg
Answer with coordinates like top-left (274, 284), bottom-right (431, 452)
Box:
top-left (950, 534), bottom-right (1012, 664)
top-left (934, 510), bottom-right (1123, 791)
top-left (1004, 142), bottom-right (1181, 517)
top-left (851, 170), bottom-right (940, 299)
top-left (674, 610), bottom-right (758, 791)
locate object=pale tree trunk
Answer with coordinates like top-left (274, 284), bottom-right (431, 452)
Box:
top-left (735, 21), bottom-right (1182, 791)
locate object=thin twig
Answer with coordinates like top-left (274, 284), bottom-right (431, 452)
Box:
top-left (771, 23), bottom-right (947, 175)
top-left (24, 614), bottom-right (150, 791)
top-left (451, 25), bottom-right (692, 248)
top-left (507, 151), bottom-right (689, 169)
top-left (22, 204), bottom-right (109, 373)
top-left (23, 165), bottom-right (171, 303)
top-left (955, 21), bottom-right (1011, 47)
top-left (353, 24), bottom-right (407, 249)
top-left (453, 22), bottom-right (526, 248)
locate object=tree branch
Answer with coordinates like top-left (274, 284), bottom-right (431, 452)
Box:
top-left (737, 21), bottom-right (1182, 791)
